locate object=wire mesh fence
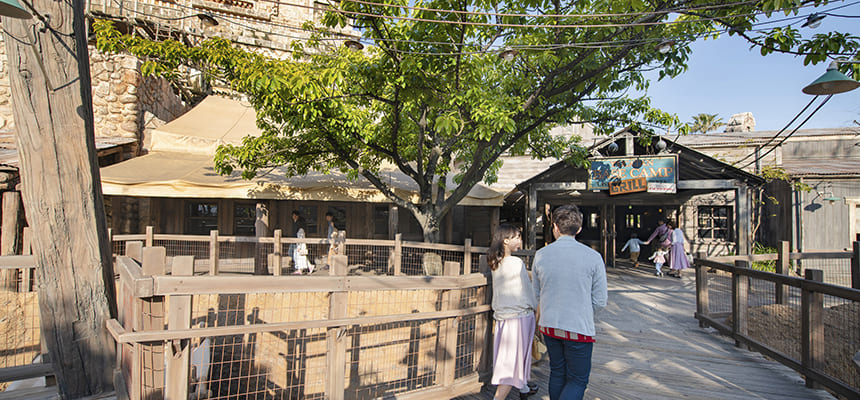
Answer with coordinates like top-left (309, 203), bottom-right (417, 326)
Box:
top-left (799, 257), bottom-right (853, 288)
top-left (819, 295), bottom-right (859, 391)
top-left (0, 268), bottom-right (40, 380)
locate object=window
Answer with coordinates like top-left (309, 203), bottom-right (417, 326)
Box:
top-left (187, 202), bottom-right (218, 235)
top-left (373, 206), bottom-right (389, 238)
top-left (295, 205), bottom-right (318, 235)
top-left (698, 206), bottom-right (732, 240)
top-left (625, 214), bottom-right (641, 229)
top-left (327, 206), bottom-right (347, 231)
top-left (234, 204), bottom-right (256, 236)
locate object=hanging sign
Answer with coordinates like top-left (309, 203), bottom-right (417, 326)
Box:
top-left (609, 177), bottom-right (647, 195)
top-left (588, 155), bottom-right (677, 193)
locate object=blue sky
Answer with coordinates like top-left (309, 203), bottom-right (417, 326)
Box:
top-left (644, 2), bottom-right (860, 132)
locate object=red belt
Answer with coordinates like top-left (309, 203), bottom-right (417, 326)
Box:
top-left (540, 326), bottom-right (595, 343)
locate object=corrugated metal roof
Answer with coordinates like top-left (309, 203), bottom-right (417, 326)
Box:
top-left (674, 127), bottom-right (859, 147)
top-left (782, 158), bottom-right (860, 177)
top-left (0, 132), bottom-right (137, 170)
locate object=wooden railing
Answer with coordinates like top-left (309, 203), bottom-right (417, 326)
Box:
top-left (107, 242), bottom-right (497, 399)
top-left (694, 244), bottom-right (860, 399)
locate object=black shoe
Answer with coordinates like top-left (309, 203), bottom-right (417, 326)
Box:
top-left (519, 385), bottom-right (539, 399)
top-left (527, 382), bottom-right (538, 391)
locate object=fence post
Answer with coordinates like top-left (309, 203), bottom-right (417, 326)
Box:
top-left (475, 255), bottom-right (492, 377)
top-left (393, 233), bottom-right (402, 276)
top-left (851, 241), bottom-right (859, 290)
top-left (802, 269), bottom-right (824, 389)
top-left (165, 256), bottom-right (193, 400)
top-left (695, 252), bottom-right (709, 327)
top-left (126, 241), bottom-right (143, 263)
top-left (326, 255), bottom-right (348, 400)
top-left (209, 230), bottom-right (219, 276)
top-left (145, 226), bottom-right (154, 247)
top-left (271, 229), bottom-right (282, 276)
top-left (776, 241), bottom-right (790, 304)
top-left (732, 260), bottom-right (750, 348)
top-left (140, 246), bottom-right (167, 399)
top-left (21, 227), bottom-right (32, 293)
top-left (464, 238), bottom-right (472, 274)
top-left (437, 261), bottom-right (461, 389)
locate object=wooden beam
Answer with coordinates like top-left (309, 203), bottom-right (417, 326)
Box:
top-left (736, 185), bottom-right (751, 255)
top-left (164, 256), bottom-right (193, 400)
top-left (527, 185), bottom-right (537, 250)
top-left (802, 269), bottom-right (824, 389)
top-left (677, 179), bottom-right (737, 190)
top-left (326, 255), bottom-right (348, 400)
top-left (533, 182), bottom-right (587, 191)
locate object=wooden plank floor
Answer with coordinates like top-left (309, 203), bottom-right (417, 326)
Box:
top-left (456, 262), bottom-right (835, 400)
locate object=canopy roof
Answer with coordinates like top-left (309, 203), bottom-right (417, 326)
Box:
top-left (101, 96), bottom-right (503, 206)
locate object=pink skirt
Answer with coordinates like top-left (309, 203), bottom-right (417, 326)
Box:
top-left (491, 313), bottom-right (535, 388)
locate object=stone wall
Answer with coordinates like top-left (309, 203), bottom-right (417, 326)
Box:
top-left (0, 33), bottom-right (189, 148)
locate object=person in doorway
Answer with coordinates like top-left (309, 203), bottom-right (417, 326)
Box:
top-left (488, 224), bottom-right (540, 400)
top-left (620, 232), bottom-right (646, 268)
top-left (666, 221), bottom-right (690, 279)
top-left (532, 205), bottom-right (608, 400)
top-left (648, 247), bottom-right (668, 277)
top-left (325, 212), bottom-right (338, 267)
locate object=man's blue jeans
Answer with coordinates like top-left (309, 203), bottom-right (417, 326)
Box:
top-left (543, 335), bottom-right (593, 400)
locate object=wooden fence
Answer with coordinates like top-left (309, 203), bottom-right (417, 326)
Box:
top-left (694, 241), bottom-right (860, 399)
top-left (106, 238), bottom-right (504, 399)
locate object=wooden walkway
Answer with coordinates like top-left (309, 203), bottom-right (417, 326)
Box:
top-left (456, 263), bottom-right (835, 400)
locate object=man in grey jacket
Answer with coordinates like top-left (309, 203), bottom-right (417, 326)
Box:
top-left (532, 204), bottom-right (608, 400)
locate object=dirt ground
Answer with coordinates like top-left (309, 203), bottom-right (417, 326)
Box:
top-left (0, 287), bottom-right (41, 391)
top-left (742, 301), bottom-right (860, 389)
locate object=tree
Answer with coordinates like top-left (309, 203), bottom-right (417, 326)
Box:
top-left (95, 0), bottom-right (860, 243)
top-left (3, 0), bottom-right (116, 397)
top-left (690, 113), bottom-right (725, 133)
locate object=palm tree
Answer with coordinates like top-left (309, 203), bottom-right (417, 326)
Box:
top-left (690, 113), bottom-right (725, 133)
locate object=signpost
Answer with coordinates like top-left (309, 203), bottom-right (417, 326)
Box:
top-left (589, 155), bottom-right (677, 194)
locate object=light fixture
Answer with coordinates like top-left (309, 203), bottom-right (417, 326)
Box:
top-left (607, 142), bottom-right (619, 153)
top-left (344, 40), bottom-right (364, 51)
top-left (499, 48), bottom-right (518, 61)
top-left (802, 59), bottom-right (860, 95)
top-left (655, 138), bottom-right (667, 152)
top-left (0, 0), bottom-right (31, 18)
top-left (801, 13), bottom-right (825, 29)
top-left (656, 40), bottom-right (675, 54)
top-left (822, 195), bottom-right (843, 204)
top-left (196, 13), bottom-right (218, 27)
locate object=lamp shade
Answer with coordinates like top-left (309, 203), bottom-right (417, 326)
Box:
top-left (0, 0), bottom-right (32, 19)
top-left (802, 68), bottom-right (860, 95)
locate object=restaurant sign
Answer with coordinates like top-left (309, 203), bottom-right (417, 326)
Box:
top-left (588, 155), bottom-right (677, 193)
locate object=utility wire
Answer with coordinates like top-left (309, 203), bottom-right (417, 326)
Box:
top-left (738, 95), bottom-right (833, 170)
top-left (730, 96), bottom-right (818, 166)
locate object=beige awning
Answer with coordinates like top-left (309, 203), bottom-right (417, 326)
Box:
top-left (101, 96), bottom-right (503, 206)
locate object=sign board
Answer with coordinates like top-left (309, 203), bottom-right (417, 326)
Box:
top-left (609, 177), bottom-right (647, 195)
top-left (588, 155), bottom-right (677, 193)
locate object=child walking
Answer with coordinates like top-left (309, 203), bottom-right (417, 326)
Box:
top-left (649, 247), bottom-right (668, 277)
top-left (488, 224), bottom-right (539, 400)
top-left (620, 232), bottom-right (646, 268)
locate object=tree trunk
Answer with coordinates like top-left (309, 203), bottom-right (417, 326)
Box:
top-left (3, 0), bottom-right (117, 396)
top-left (416, 210), bottom-right (441, 243)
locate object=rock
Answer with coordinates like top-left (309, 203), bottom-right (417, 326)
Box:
top-left (725, 112), bottom-right (756, 132)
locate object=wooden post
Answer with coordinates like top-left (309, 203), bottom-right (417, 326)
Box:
top-left (145, 226), bottom-right (154, 247)
top-left (126, 241), bottom-right (144, 263)
top-left (165, 256), bottom-right (193, 400)
top-left (527, 186), bottom-right (537, 250)
top-left (736, 185), bottom-right (751, 256)
top-left (2, 191), bottom-right (22, 288)
top-left (732, 260), bottom-right (750, 347)
top-left (393, 233), bottom-right (402, 276)
top-left (326, 255), bottom-right (348, 399)
top-left (441, 261), bottom-right (461, 387)
top-left (209, 230), bottom-right (219, 276)
top-left (695, 252), bottom-right (709, 327)
top-left (141, 247), bottom-right (167, 399)
top-left (272, 229), bottom-right (282, 276)
top-left (776, 241), bottom-right (790, 304)
top-left (21, 227), bottom-right (32, 293)
top-left (851, 241), bottom-right (859, 290)
top-left (463, 238), bottom-right (472, 274)
top-left (802, 269), bottom-right (824, 389)
top-left (388, 205), bottom-right (398, 240)
top-left (475, 255), bottom-right (493, 379)
top-left (4, 1), bottom-right (116, 395)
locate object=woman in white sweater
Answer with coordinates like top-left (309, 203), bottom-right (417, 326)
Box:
top-left (488, 224), bottom-right (539, 400)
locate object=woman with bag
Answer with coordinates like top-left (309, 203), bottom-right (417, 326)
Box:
top-left (666, 221), bottom-right (690, 279)
top-left (488, 224), bottom-right (540, 400)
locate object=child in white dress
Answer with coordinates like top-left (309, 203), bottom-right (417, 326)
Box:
top-left (649, 248), bottom-right (668, 277)
top-left (292, 228), bottom-right (313, 274)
